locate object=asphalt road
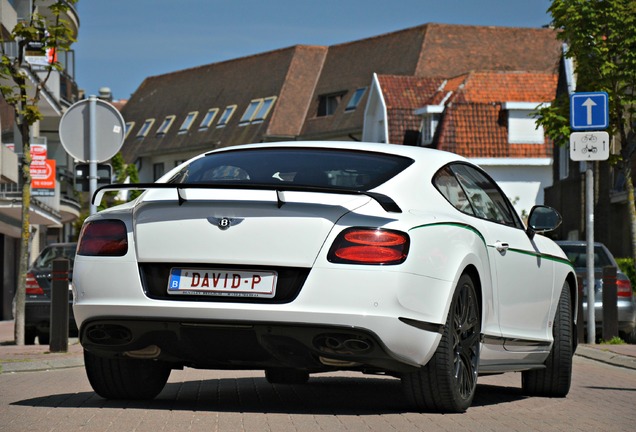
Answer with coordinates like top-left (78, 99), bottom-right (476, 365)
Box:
top-left (1, 355), bottom-right (634, 432)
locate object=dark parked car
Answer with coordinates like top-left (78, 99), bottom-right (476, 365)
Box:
top-left (556, 241), bottom-right (636, 342)
top-left (21, 242), bottom-right (77, 345)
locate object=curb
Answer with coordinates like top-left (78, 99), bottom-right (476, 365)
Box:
top-left (574, 345), bottom-right (636, 370)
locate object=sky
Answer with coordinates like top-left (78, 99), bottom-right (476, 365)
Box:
top-left (73, 0), bottom-right (554, 102)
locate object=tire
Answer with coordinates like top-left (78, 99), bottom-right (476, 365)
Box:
top-left (265, 368), bottom-right (309, 384)
top-left (84, 349), bottom-right (171, 400)
top-left (522, 281), bottom-right (573, 397)
top-left (402, 274), bottom-right (481, 413)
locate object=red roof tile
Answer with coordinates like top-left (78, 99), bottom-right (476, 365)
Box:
top-left (378, 70), bottom-right (557, 157)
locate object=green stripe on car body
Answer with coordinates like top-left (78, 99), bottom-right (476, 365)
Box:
top-left (409, 222), bottom-right (572, 267)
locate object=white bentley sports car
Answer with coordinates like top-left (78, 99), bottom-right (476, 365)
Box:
top-left (73, 141), bottom-right (577, 412)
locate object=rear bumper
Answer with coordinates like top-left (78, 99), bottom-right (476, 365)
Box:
top-left (79, 317), bottom-right (425, 374)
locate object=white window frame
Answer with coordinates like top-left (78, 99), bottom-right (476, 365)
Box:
top-left (136, 119), bottom-right (155, 139)
top-left (124, 121), bottom-right (135, 139)
top-left (217, 105), bottom-right (237, 128)
top-left (156, 115), bottom-right (176, 136)
top-left (239, 99), bottom-right (263, 125)
top-left (198, 108), bottom-right (219, 131)
top-left (252, 96), bottom-right (276, 122)
top-left (179, 111), bottom-right (199, 134)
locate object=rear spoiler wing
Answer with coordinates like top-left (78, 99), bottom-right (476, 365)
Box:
top-left (93, 183), bottom-right (402, 213)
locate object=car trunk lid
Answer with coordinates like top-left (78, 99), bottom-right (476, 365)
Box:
top-left (133, 189), bottom-right (370, 267)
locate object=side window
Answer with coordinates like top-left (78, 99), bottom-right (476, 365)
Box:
top-left (433, 167), bottom-right (474, 215)
top-left (450, 164), bottom-right (518, 226)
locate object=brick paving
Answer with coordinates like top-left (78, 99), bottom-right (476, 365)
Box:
top-left (1, 319), bottom-right (636, 431)
top-left (0, 358), bottom-right (635, 431)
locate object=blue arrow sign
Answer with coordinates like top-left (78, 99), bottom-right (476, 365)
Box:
top-left (570, 91), bottom-right (609, 130)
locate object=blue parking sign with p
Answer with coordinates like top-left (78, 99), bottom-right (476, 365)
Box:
top-left (570, 91), bottom-right (609, 131)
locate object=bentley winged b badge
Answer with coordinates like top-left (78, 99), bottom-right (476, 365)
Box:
top-left (207, 217), bottom-right (245, 230)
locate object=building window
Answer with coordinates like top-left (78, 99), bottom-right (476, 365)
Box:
top-left (317, 92), bottom-right (345, 117)
top-left (179, 111), bottom-right (199, 134)
top-left (345, 88), bottom-right (367, 112)
top-left (217, 105), bottom-right (236, 128)
top-left (124, 121), bottom-right (135, 139)
top-left (503, 102), bottom-right (547, 144)
top-left (156, 115), bottom-right (176, 136)
top-left (153, 162), bottom-right (165, 181)
top-left (419, 114), bottom-right (441, 145)
top-left (415, 105), bottom-right (444, 146)
top-left (239, 100), bottom-right (262, 125)
top-left (198, 108), bottom-right (219, 131)
top-left (136, 119), bottom-right (155, 139)
top-left (253, 96), bottom-right (276, 122)
top-left (239, 96), bottom-right (277, 125)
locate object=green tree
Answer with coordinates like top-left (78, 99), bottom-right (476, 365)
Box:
top-left (538, 0), bottom-right (636, 260)
top-left (0, 0), bottom-right (78, 345)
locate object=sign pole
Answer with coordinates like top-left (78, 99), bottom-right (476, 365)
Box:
top-left (585, 162), bottom-right (595, 343)
top-left (89, 95), bottom-right (98, 215)
top-left (569, 90), bottom-right (610, 345)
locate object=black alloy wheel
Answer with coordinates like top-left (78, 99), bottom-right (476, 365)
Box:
top-left (403, 273), bottom-right (481, 412)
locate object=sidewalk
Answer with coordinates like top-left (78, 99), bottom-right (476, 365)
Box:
top-left (0, 320), bottom-right (83, 373)
top-left (1, 319), bottom-right (636, 373)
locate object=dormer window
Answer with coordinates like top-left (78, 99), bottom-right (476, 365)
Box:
top-left (503, 102), bottom-right (548, 144)
top-left (414, 105), bottom-right (444, 145)
top-left (317, 92), bottom-right (345, 117)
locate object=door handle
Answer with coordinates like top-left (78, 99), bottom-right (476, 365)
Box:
top-left (494, 241), bottom-right (509, 252)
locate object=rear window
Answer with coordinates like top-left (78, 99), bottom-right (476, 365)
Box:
top-left (167, 148), bottom-right (413, 191)
top-left (32, 244), bottom-right (77, 270)
top-left (558, 244), bottom-right (613, 268)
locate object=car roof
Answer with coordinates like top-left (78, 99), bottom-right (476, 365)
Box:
top-left (205, 141), bottom-right (468, 166)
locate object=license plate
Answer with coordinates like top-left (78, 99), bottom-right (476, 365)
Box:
top-left (167, 268), bottom-right (277, 298)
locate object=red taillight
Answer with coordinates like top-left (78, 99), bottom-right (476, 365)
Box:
top-left (78, 219), bottom-right (128, 256)
top-left (617, 278), bottom-right (633, 298)
top-left (25, 273), bottom-right (44, 295)
top-left (328, 228), bottom-right (409, 265)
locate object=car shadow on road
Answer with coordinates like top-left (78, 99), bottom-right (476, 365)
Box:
top-left (12, 376), bottom-right (527, 413)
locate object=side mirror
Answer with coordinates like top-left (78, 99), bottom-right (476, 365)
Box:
top-left (526, 205), bottom-right (562, 239)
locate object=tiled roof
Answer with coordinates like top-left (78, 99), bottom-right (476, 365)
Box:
top-left (120, 45), bottom-right (327, 161)
top-left (453, 71), bottom-right (558, 103)
top-left (301, 23), bottom-right (560, 139)
top-left (378, 70), bottom-right (557, 158)
top-left (118, 22), bottom-right (561, 162)
top-left (416, 23), bottom-right (561, 77)
top-left (377, 75), bottom-right (446, 109)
